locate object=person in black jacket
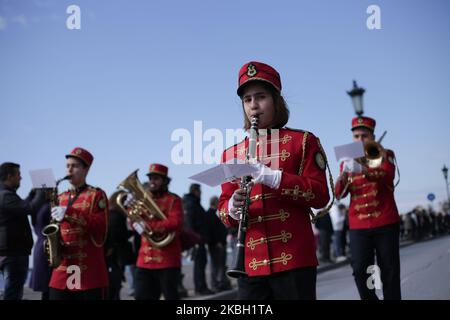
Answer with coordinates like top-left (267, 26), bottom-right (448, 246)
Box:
top-left (0, 162), bottom-right (45, 300)
top-left (105, 191), bottom-right (134, 300)
top-left (205, 196), bottom-right (231, 292)
top-left (315, 212), bottom-right (334, 263)
top-left (29, 200), bottom-right (52, 300)
top-left (182, 183), bottom-right (213, 295)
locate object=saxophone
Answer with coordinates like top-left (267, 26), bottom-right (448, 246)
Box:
top-left (42, 175), bottom-right (71, 268)
top-left (227, 115), bottom-right (259, 278)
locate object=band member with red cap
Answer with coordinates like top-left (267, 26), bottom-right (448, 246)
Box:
top-left (131, 164), bottom-right (183, 300)
top-left (335, 116), bottom-right (401, 300)
top-left (48, 147), bottom-right (109, 300)
top-left (218, 61), bottom-right (333, 299)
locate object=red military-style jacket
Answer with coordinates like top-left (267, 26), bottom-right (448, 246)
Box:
top-left (136, 191), bottom-right (183, 270)
top-left (335, 149), bottom-right (400, 230)
top-left (218, 128), bottom-right (330, 277)
top-left (49, 185), bottom-right (109, 291)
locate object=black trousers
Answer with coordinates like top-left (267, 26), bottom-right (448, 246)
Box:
top-left (208, 243), bottom-right (230, 290)
top-left (49, 287), bottom-right (105, 300)
top-left (193, 244), bottom-right (209, 292)
top-left (349, 222), bottom-right (401, 300)
top-left (237, 267), bottom-right (317, 300)
top-left (134, 267), bottom-right (180, 300)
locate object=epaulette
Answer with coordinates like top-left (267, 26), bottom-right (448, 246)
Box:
top-left (284, 127), bottom-right (308, 134)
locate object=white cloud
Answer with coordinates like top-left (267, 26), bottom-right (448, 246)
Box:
top-left (0, 16), bottom-right (7, 30)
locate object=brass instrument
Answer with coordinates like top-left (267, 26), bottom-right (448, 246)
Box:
top-left (357, 130), bottom-right (387, 169)
top-left (42, 175), bottom-right (71, 268)
top-left (112, 169), bottom-right (175, 248)
top-left (227, 115), bottom-right (259, 278)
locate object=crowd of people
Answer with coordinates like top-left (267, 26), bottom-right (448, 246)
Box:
top-left (313, 203), bottom-right (450, 265)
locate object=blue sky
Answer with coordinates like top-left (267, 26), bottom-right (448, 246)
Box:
top-left (1, 0), bottom-right (449, 212)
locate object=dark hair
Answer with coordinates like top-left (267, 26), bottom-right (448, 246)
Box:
top-left (210, 196), bottom-right (219, 206)
top-left (189, 183), bottom-right (201, 193)
top-left (0, 162), bottom-right (20, 182)
top-left (239, 81), bottom-right (290, 130)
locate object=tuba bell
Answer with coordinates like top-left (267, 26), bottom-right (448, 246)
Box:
top-left (112, 169), bottom-right (175, 248)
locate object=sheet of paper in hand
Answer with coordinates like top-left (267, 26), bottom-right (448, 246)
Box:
top-left (29, 168), bottom-right (56, 189)
top-left (189, 163), bottom-right (259, 187)
top-left (334, 141), bottom-right (365, 162)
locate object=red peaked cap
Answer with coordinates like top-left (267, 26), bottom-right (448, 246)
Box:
top-left (351, 116), bottom-right (376, 132)
top-left (147, 163), bottom-right (169, 177)
top-left (237, 61), bottom-right (282, 96)
top-left (65, 147), bottom-right (94, 167)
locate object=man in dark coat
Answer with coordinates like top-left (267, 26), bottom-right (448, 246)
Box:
top-left (205, 196), bottom-right (231, 292)
top-left (183, 183), bottom-right (213, 295)
top-left (105, 191), bottom-right (134, 300)
top-left (29, 200), bottom-right (52, 300)
top-left (0, 162), bottom-right (45, 300)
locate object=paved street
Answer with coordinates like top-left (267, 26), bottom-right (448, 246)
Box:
top-left (317, 235), bottom-right (450, 300)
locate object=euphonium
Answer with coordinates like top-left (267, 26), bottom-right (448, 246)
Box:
top-left (42, 175), bottom-right (71, 268)
top-left (112, 169), bottom-right (175, 248)
top-left (227, 115), bottom-right (259, 279)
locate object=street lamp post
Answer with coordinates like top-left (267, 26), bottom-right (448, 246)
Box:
top-left (442, 165), bottom-right (450, 210)
top-left (347, 80), bottom-right (366, 116)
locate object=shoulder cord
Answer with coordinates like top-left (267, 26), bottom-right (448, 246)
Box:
top-left (310, 138), bottom-right (336, 223)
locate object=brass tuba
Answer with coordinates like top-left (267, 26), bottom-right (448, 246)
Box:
top-left (112, 170), bottom-right (175, 248)
top-left (42, 175), bottom-right (71, 268)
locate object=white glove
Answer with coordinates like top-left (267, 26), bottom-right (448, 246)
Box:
top-left (341, 158), bottom-right (362, 174)
top-left (132, 222), bottom-right (146, 235)
top-left (251, 163), bottom-right (282, 189)
top-left (51, 206), bottom-right (67, 222)
top-left (228, 190), bottom-right (242, 221)
top-left (124, 194), bottom-right (134, 207)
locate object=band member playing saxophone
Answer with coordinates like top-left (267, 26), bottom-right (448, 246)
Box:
top-left (335, 116), bottom-right (401, 300)
top-left (218, 61), bottom-right (332, 300)
top-left (48, 147), bottom-right (109, 300)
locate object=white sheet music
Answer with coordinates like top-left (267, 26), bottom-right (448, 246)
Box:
top-left (334, 141), bottom-right (365, 162)
top-left (189, 164), bottom-right (259, 187)
top-left (29, 169), bottom-right (56, 189)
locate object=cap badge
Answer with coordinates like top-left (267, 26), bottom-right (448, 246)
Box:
top-left (247, 64), bottom-right (257, 77)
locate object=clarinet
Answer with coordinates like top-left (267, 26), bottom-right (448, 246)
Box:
top-left (227, 115), bottom-right (259, 278)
